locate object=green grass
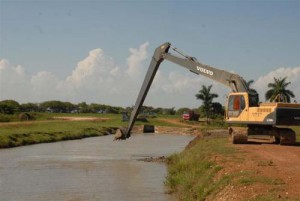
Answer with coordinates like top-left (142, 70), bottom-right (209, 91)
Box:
top-left (0, 113), bottom-right (125, 148)
top-left (0, 113), bottom-right (19, 122)
top-left (165, 137), bottom-right (237, 201)
top-left (165, 135), bottom-right (295, 201)
top-left (0, 113), bottom-right (187, 148)
top-left (237, 173), bottom-right (285, 186)
top-left (0, 120), bottom-right (117, 148)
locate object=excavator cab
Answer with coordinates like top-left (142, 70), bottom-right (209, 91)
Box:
top-left (227, 94), bottom-right (246, 117)
top-left (226, 92), bottom-right (249, 122)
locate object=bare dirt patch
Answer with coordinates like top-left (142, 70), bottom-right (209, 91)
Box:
top-left (130, 124), bottom-right (201, 136)
top-left (52, 116), bottom-right (110, 121)
top-left (236, 143), bottom-right (300, 198)
top-left (160, 118), bottom-right (199, 128)
top-left (211, 133), bottom-right (300, 200)
top-left (0, 121), bottom-right (34, 127)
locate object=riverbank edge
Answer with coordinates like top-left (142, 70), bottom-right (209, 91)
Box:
top-left (164, 130), bottom-right (231, 200)
top-left (0, 123), bottom-right (198, 149)
top-left (164, 130), bottom-right (300, 201)
top-left (0, 127), bottom-right (117, 148)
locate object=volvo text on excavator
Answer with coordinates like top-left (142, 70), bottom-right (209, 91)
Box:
top-left (115, 42), bottom-right (300, 145)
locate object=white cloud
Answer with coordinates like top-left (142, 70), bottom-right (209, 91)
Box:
top-left (66, 48), bottom-right (121, 86)
top-left (144, 66), bottom-right (300, 107)
top-left (1, 45), bottom-right (299, 108)
top-left (30, 71), bottom-right (59, 101)
top-left (126, 42), bottom-right (149, 78)
top-left (0, 43), bottom-right (149, 105)
top-left (0, 59), bottom-right (31, 102)
top-left (59, 43), bottom-right (150, 104)
top-left (146, 69), bottom-right (228, 108)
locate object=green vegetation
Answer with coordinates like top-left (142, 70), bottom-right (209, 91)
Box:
top-left (265, 77), bottom-right (295, 103)
top-left (0, 113), bottom-right (119, 148)
top-left (195, 85), bottom-right (219, 123)
top-left (0, 113), bottom-right (188, 148)
top-left (245, 79), bottom-right (258, 94)
top-left (165, 137), bottom-right (235, 201)
top-left (0, 113), bottom-right (18, 122)
top-left (0, 98), bottom-right (226, 124)
top-left (165, 136), bottom-right (295, 201)
top-left (0, 100), bottom-right (20, 114)
top-left (0, 99), bottom-right (125, 114)
top-left (0, 120), bottom-right (116, 148)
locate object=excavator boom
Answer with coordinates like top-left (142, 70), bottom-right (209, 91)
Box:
top-left (117, 42), bottom-right (258, 139)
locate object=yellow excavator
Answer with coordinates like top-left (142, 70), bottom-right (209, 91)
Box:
top-left (116, 42), bottom-right (300, 145)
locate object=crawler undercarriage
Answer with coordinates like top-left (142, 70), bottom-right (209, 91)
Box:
top-left (229, 126), bottom-right (296, 145)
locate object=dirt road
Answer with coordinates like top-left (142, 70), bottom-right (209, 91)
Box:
top-left (160, 118), bottom-right (199, 128)
top-left (157, 120), bottom-right (300, 199)
top-left (238, 142), bottom-right (300, 195)
top-left (214, 138), bottom-right (300, 200)
top-left (146, 120), bottom-right (300, 198)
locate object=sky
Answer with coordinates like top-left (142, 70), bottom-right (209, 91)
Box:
top-left (0, 0), bottom-right (299, 108)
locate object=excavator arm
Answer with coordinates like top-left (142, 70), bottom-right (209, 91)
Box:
top-left (117, 42), bottom-right (257, 139)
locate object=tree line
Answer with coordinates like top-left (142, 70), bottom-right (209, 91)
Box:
top-left (0, 99), bottom-right (225, 120)
top-left (0, 100), bottom-right (124, 115)
top-left (0, 77), bottom-right (296, 119)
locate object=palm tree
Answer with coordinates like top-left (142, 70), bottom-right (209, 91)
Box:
top-left (265, 77), bottom-right (295, 103)
top-left (246, 79), bottom-right (257, 94)
top-left (195, 85), bottom-right (218, 124)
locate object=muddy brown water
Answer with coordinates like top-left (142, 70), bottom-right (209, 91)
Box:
top-left (0, 134), bottom-right (193, 201)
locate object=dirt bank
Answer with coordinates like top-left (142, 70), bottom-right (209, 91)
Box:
top-left (131, 124), bottom-right (202, 136)
top-left (209, 131), bottom-right (300, 200)
top-left (163, 128), bottom-right (300, 200)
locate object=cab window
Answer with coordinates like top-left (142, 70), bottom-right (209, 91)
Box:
top-left (228, 95), bottom-right (246, 117)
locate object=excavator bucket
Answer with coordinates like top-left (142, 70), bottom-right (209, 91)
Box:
top-left (114, 127), bottom-right (130, 140)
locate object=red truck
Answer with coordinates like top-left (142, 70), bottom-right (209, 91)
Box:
top-left (182, 111), bottom-right (199, 121)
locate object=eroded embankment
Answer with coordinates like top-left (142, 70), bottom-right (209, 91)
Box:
top-left (165, 130), bottom-right (300, 201)
top-left (0, 126), bottom-right (116, 148)
top-left (131, 125), bottom-right (202, 136)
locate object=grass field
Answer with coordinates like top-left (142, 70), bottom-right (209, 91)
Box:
top-left (0, 113), bottom-right (187, 148)
top-left (0, 113), bottom-right (114, 148)
top-left (1, 112), bottom-right (299, 148)
top-left (0, 121), bottom-right (115, 148)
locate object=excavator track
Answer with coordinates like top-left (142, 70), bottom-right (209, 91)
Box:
top-left (278, 128), bottom-right (296, 145)
top-left (229, 127), bottom-right (248, 144)
top-left (229, 126), bottom-right (296, 145)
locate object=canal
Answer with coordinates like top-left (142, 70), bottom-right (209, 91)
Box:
top-left (0, 134), bottom-right (193, 201)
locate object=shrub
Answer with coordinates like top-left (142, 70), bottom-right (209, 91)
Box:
top-left (18, 113), bottom-right (36, 121)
